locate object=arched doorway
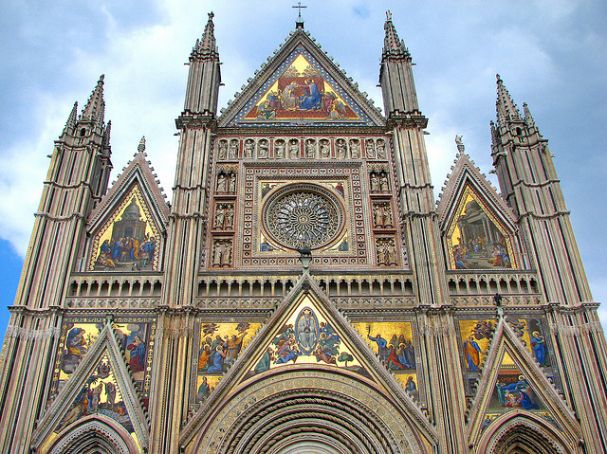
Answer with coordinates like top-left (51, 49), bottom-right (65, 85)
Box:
top-left (478, 413), bottom-right (576, 454)
top-left (48, 415), bottom-right (139, 454)
top-left (187, 366), bottom-right (432, 453)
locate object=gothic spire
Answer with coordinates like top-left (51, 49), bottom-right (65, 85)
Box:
top-left (383, 10), bottom-right (409, 59)
top-left (80, 74), bottom-right (106, 125)
top-left (495, 74), bottom-right (521, 126)
top-left (196, 12), bottom-right (217, 55)
top-left (62, 101), bottom-right (78, 135)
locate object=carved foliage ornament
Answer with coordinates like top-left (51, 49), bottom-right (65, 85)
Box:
top-left (263, 184), bottom-right (344, 250)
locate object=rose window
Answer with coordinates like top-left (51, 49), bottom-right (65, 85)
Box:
top-left (263, 184), bottom-right (344, 250)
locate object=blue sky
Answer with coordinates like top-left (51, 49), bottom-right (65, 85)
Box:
top-left (1, 0), bottom-right (606, 335)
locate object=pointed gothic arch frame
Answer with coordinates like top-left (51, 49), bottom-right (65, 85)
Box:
top-left (47, 414), bottom-right (139, 454)
top-left (437, 153), bottom-right (522, 270)
top-left (218, 29), bottom-right (385, 127)
top-left (476, 411), bottom-right (578, 454)
top-left (179, 275), bottom-right (437, 452)
top-left (465, 317), bottom-right (581, 452)
top-left (85, 151), bottom-right (169, 272)
top-left (32, 322), bottom-right (149, 452)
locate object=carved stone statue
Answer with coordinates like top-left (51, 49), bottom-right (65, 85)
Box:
top-left (228, 139), bottom-right (239, 159)
top-left (216, 173), bottom-right (227, 192)
top-left (305, 139), bottom-right (316, 158)
top-left (289, 140), bottom-right (299, 159)
top-left (275, 139), bottom-right (286, 158)
top-left (377, 238), bottom-right (396, 266)
top-left (218, 140), bottom-right (228, 160)
top-left (228, 173), bottom-right (237, 193)
top-left (373, 203), bottom-right (392, 228)
top-left (455, 134), bottom-right (465, 153)
top-left (336, 139), bottom-right (347, 158)
top-left (319, 139), bottom-right (330, 158)
top-left (350, 139), bottom-right (361, 158)
top-left (376, 139), bottom-right (387, 159)
top-left (370, 173), bottom-right (380, 192)
top-left (224, 205), bottom-right (234, 228)
top-left (379, 172), bottom-right (389, 192)
top-left (214, 205), bottom-right (225, 229)
top-left (365, 139), bottom-right (376, 159)
top-left (243, 139), bottom-right (254, 158)
top-left (213, 241), bottom-right (223, 266)
top-left (258, 139), bottom-right (269, 158)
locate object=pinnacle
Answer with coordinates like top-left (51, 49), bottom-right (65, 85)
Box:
top-left (62, 101), bottom-right (78, 135)
top-left (80, 74), bottom-right (106, 126)
top-left (495, 74), bottom-right (521, 126)
top-left (383, 10), bottom-right (409, 58)
top-left (197, 11), bottom-right (217, 54)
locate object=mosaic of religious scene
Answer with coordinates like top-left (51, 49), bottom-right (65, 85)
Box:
top-left (481, 360), bottom-right (553, 432)
top-left (447, 187), bottom-right (514, 270)
top-left (56, 355), bottom-right (134, 436)
top-left (197, 322), bottom-right (262, 400)
top-left (90, 186), bottom-right (160, 271)
top-left (56, 323), bottom-right (103, 382)
top-left (51, 321), bottom-right (154, 409)
top-left (245, 54), bottom-right (359, 122)
top-left (459, 320), bottom-right (496, 372)
top-left (112, 322), bottom-right (154, 403)
top-left (459, 318), bottom-right (552, 372)
top-left (248, 299), bottom-right (365, 378)
top-left (353, 322), bottom-right (418, 395)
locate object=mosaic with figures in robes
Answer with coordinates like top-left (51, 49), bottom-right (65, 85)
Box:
top-left (196, 322), bottom-right (262, 400)
top-left (480, 358), bottom-right (555, 432)
top-left (245, 54), bottom-right (359, 122)
top-left (353, 321), bottom-right (419, 396)
top-left (458, 317), bottom-right (551, 374)
top-left (447, 187), bottom-right (514, 270)
top-left (91, 186), bottom-right (160, 271)
top-left (51, 321), bottom-right (154, 409)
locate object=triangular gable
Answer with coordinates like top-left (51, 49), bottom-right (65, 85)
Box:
top-left (466, 318), bottom-right (580, 449)
top-left (219, 30), bottom-right (385, 127)
top-left (180, 274), bottom-right (436, 447)
top-left (88, 148), bottom-right (169, 234)
top-left (247, 295), bottom-right (367, 376)
top-left (437, 153), bottom-right (519, 270)
top-left (33, 322), bottom-right (149, 451)
top-left (437, 152), bottom-right (516, 229)
top-left (87, 148), bottom-right (169, 272)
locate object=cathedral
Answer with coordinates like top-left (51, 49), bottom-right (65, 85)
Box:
top-left (1, 10), bottom-right (606, 454)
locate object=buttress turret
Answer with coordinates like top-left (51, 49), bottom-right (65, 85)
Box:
top-left (379, 11), bottom-right (426, 127)
top-left (179, 12), bottom-right (221, 125)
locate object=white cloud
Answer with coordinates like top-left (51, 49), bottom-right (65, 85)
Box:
top-left (1, 1), bottom-right (605, 316)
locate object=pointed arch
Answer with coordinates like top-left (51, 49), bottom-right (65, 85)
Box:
top-left (180, 275), bottom-right (436, 451)
top-left (477, 412), bottom-right (578, 454)
top-left (32, 323), bottom-right (149, 451)
top-left (465, 318), bottom-right (581, 450)
top-left (48, 415), bottom-right (139, 454)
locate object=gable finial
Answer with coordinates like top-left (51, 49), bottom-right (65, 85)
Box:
top-left (386, 10), bottom-right (393, 21)
top-left (455, 134), bottom-right (465, 153)
top-left (292, 1), bottom-right (307, 29)
top-left (137, 136), bottom-right (146, 154)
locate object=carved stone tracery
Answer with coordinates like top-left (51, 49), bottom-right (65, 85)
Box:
top-left (263, 184), bottom-right (344, 250)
